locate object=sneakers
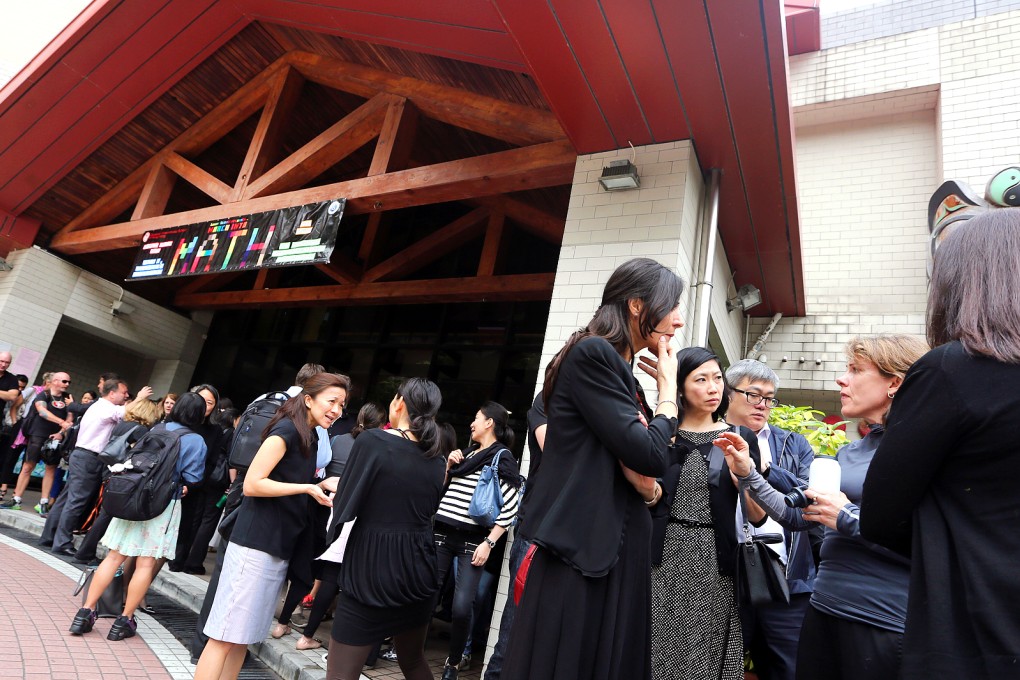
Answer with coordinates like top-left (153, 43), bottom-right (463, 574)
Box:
top-left (107, 615), bottom-right (137, 641)
top-left (0, 498), bottom-right (21, 510)
top-left (69, 607), bottom-right (97, 635)
top-left (35, 503), bottom-right (49, 517)
top-left (459, 653), bottom-right (472, 671)
top-left (381, 648), bottom-right (399, 662)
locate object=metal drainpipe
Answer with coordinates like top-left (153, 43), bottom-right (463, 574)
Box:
top-left (746, 312), bottom-right (783, 360)
top-left (692, 169), bottom-right (721, 347)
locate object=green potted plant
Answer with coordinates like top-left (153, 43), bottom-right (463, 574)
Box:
top-left (768, 404), bottom-right (849, 457)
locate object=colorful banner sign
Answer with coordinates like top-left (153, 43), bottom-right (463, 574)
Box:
top-left (128, 198), bottom-right (345, 280)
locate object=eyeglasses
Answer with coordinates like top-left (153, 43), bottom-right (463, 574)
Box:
top-left (732, 387), bottom-right (779, 408)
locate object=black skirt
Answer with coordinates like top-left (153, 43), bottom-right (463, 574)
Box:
top-left (330, 591), bottom-right (436, 646)
top-left (503, 503), bottom-right (653, 680)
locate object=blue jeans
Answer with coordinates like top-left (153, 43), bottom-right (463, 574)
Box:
top-left (483, 535), bottom-right (531, 680)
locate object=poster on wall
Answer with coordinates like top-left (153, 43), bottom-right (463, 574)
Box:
top-left (127, 198), bottom-right (345, 280)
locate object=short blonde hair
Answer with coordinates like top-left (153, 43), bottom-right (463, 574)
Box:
top-left (845, 334), bottom-right (929, 381)
top-left (124, 398), bottom-right (160, 428)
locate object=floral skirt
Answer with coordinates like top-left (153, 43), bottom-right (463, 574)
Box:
top-left (101, 499), bottom-right (181, 559)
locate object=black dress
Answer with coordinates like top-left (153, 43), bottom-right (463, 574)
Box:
top-left (504, 337), bottom-right (675, 680)
top-left (327, 428), bottom-right (447, 645)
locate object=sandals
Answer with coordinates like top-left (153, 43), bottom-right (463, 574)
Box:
top-left (270, 622), bottom-right (291, 639)
top-left (296, 636), bottom-right (323, 651)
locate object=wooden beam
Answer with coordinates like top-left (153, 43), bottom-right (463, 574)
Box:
top-left (131, 162), bottom-right (176, 221)
top-left (363, 207), bottom-right (489, 283)
top-left (56, 56), bottom-right (290, 236)
top-left (174, 271), bottom-right (246, 295)
top-left (473, 196), bottom-right (565, 244)
top-left (244, 93), bottom-right (393, 200)
top-left (51, 140), bottom-right (576, 255)
top-left (233, 67), bottom-right (305, 200)
top-left (163, 152), bottom-right (233, 205)
top-left (287, 51), bottom-right (565, 146)
top-left (368, 97), bottom-right (418, 176)
top-left (477, 206), bottom-right (505, 277)
top-left (175, 273), bottom-right (555, 309)
top-left (357, 212), bottom-right (388, 266)
top-left (315, 251), bottom-right (362, 284)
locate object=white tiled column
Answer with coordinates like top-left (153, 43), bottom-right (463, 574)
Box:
top-left (481, 139), bottom-right (750, 672)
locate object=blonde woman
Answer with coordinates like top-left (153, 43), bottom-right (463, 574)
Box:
top-left (721, 334), bottom-right (928, 680)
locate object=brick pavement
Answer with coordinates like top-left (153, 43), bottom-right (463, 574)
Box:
top-left (0, 540), bottom-right (175, 680)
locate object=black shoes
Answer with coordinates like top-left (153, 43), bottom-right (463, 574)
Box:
top-left (53, 546), bottom-right (77, 558)
top-left (69, 607), bottom-right (97, 635)
top-left (107, 615), bottom-right (137, 641)
top-left (441, 658), bottom-right (459, 680)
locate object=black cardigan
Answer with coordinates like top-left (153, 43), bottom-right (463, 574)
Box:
top-left (519, 337), bottom-right (675, 577)
top-left (650, 425), bottom-right (761, 576)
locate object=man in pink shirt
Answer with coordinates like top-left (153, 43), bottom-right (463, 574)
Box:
top-left (51, 378), bottom-right (151, 557)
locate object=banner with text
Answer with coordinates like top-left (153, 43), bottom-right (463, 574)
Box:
top-left (128, 198), bottom-right (345, 280)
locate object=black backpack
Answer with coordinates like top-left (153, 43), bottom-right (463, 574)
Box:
top-left (227, 391), bottom-right (290, 470)
top-left (103, 423), bottom-right (191, 522)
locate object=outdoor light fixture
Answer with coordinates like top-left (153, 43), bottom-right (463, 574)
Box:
top-left (726, 284), bottom-right (762, 312)
top-left (598, 159), bottom-right (641, 191)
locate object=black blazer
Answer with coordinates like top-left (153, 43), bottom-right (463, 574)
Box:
top-left (650, 425), bottom-right (761, 576)
top-left (519, 337), bottom-right (676, 577)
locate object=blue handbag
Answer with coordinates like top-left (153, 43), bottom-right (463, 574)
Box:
top-left (468, 449), bottom-right (507, 527)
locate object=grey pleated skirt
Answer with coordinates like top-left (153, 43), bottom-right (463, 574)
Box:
top-left (204, 541), bottom-right (289, 644)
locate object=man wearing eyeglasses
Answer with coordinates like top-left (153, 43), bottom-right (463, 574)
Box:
top-left (0, 372), bottom-right (73, 516)
top-left (725, 360), bottom-right (816, 680)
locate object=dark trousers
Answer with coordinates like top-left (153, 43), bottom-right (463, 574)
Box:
top-left (182, 486), bottom-right (225, 570)
top-left (0, 434), bottom-right (18, 487)
top-left (76, 508), bottom-right (114, 561)
top-left (796, 606), bottom-right (902, 680)
top-left (53, 449), bottom-right (105, 552)
top-left (483, 535), bottom-right (531, 680)
top-left (172, 487), bottom-right (207, 568)
top-left (742, 592), bottom-right (811, 680)
top-left (435, 529), bottom-right (486, 667)
top-left (190, 537), bottom-right (229, 661)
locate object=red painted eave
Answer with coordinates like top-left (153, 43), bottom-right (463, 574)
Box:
top-left (0, 0), bottom-right (804, 316)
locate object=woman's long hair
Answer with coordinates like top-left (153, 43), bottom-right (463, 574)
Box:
top-left (544, 258), bottom-right (685, 404)
top-left (351, 402), bottom-right (385, 438)
top-left (264, 373), bottom-right (350, 459)
top-left (397, 378), bottom-right (443, 459)
top-left (927, 209), bottom-right (1020, 363)
top-left (675, 347), bottom-right (729, 423)
top-left (479, 401), bottom-right (515, 449)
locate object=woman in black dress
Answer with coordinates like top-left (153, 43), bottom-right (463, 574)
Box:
top-left (647, 346), bottom-right (760, 680)
top-left (503, 257), bottom-right (684, 680)
top-left (325, 377), bottom-right (448, 680)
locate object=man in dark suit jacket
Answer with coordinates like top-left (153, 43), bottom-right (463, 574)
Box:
top-left (725, 360), bottom-right (818, 680)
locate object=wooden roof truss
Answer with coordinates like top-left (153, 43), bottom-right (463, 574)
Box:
top-left (48, 51), bottom-right (574, 309)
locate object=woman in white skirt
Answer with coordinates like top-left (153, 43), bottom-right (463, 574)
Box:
top-left (68, 392), bottom-right (207, 640)
top-left (195, 373), bottom-right (345, 680)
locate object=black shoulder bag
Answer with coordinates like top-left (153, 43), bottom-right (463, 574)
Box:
top-left (735, 487), bottom-right (790, 607)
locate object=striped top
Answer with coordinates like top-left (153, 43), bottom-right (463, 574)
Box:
top-left (436, 456), bottom-right (520, 533)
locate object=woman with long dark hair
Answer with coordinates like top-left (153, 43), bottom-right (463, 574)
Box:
top-left (434, 401), bottom-right (521, 679)
top-left (69, 392), bottom-right (207, 640)
top-left (862, 209), bottom-right (1020, 680)
top-left (647, 346), bottom-right (760, 679)
top-left (324, 378), bottom-right (448, 680)
top-left (503, 257), bottom-right (683, 680)
top-left (195, 373), bottom-right (344, 680)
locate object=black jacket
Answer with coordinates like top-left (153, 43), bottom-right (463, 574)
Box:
top-left (519, 337), bottom-right (675, 577)
top-left (650, 425), bottom-right (760, 576)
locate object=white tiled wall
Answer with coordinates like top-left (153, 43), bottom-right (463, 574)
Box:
top-left (0, 247), bottom-right (208, 393)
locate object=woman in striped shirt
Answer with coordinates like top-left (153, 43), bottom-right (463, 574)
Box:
top-left (435, 401), bottom-right (521, 680)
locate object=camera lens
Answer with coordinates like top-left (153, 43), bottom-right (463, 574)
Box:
top-left (784, 487), bottom-right (811, 509)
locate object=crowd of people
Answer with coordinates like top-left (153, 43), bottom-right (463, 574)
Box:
top-left (1, 209), bottom-right (1019, 680)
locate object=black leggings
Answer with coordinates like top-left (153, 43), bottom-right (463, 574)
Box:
top-left (434, 528), bottom-right (486, 666)
top-left (326, 625), bottom-right (431, 680)
top-left (278, 578), bottom-right (313, 627)
top-left (302, 562), bottom-right (341, 637)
